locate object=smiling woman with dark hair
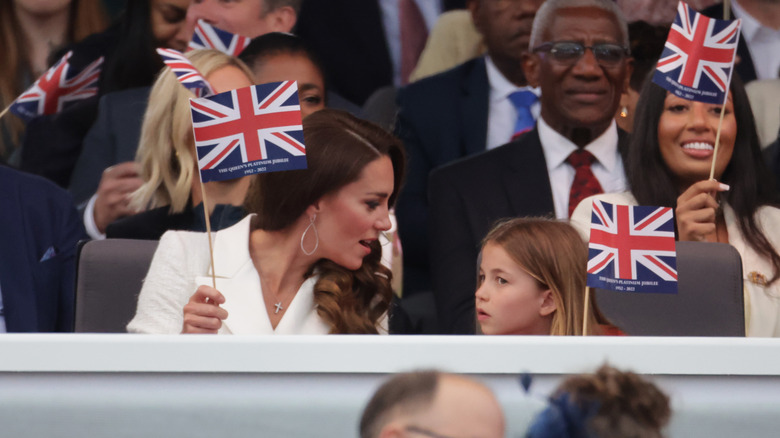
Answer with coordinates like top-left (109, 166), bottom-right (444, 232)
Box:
top-left (571, 75), bottom-right (780, 337)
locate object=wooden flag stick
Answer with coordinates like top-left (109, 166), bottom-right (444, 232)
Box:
top-left (199, 178), bottom-right (217, 289)
top-left (709, 9), bottom-right (740, 181)
top-left (0, 104), bottom-right (11, 121)
top-left (582, 286), bottom-right (591, 336)
top-left (708, 102), bottom-right (730, 181)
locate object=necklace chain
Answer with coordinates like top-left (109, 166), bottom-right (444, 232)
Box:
top-left (268, 281), bottom-right (305, 315)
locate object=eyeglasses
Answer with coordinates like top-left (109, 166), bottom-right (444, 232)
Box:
top-left (532, 41), bottom-right (630, 67)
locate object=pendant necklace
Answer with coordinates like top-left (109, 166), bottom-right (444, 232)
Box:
top-left (268, 280), bottom-right (304, 315)
top-left (268, 288), bottom-right (286, 314)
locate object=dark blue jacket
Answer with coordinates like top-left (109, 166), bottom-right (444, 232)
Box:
top-left (0, 166), bottom-right (86, 331)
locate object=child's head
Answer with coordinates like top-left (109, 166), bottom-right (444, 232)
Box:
top-left (527, 365), bottom-right (671, 438)
top-left (476, 217), bottom-right (600, 335)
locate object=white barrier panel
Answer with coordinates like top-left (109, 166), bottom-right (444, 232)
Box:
top-left (2, 335), bottom-right (780, 437)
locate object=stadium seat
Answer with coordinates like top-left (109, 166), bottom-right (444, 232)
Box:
top-left (595, 241), bottom-right (745, 336)
top-left (74, 239), bottom-right (158, 332)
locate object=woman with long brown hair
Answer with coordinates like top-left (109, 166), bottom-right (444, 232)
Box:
top-left (128, 109), bottom-right (406, 334)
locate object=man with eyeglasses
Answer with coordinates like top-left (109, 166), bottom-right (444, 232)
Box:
top-left (359, 370), bottom-right (505, 438)
top-left (429, 0), bottom-right (633, 334)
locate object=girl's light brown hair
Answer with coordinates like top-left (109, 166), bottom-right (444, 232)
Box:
top-left (481, 217), bottom-right (610, 335)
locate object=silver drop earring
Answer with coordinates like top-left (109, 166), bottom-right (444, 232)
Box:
top-left (300, 214), bottom-right (319, 256)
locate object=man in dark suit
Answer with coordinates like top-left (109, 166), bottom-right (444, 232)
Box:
top-left (428, 0), bottom-right (634, 333)
top-left (295, 0), bottom-right (466, 107)
top-left (0, 166), bottom-right (86, 332)
top-left (69, 87), bottom-right (150, 205)
top-left (394, 0), bottom-right (545, 296)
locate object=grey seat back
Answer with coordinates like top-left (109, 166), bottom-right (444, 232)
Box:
top-left (75, 239), bottom-right (159, 332)
top-left (595, 241), bottom-right (745, 336)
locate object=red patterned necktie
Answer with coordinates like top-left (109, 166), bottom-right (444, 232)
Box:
top-left (400, 0), bottom-right (428, 85)
top-left (566, 149), bottom-right (603, 217)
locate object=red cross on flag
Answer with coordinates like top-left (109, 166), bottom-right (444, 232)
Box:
top-left (652, 1), bottom-right (741, 104)
top-left (587, 200), bottom-right (678, 294)
top-left (190, 81), bottom-right (307, 182)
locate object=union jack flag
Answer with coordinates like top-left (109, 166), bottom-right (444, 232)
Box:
top-left (587, 200), bottom-right (678, 294)
top-left (10, 51), bottom-right (103, 122)
top-left (191, 81), bottom-right (307, 182)
top-left (652, 1), bottom-right (741, 104)
top-left (156, 48), bottom-right (214, 98)
top-left (187, 20), bottom-right (251, 56)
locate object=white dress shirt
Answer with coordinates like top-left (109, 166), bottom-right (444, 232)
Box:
top-left (83, 194), bottom-right (106, 240)
top-left (485, 56), bottom-right (541, 150)
top-left (537, 116), bottom-right (627, 219)
top-left (732, 0), bottom-right (780, 80)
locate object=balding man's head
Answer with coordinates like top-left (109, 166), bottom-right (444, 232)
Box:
top-left (184, 0), bottom-right (299, 43)
top-left (521, 0), bottom-right (633, 145)
top-left (360, 371), bottom-right (505, 438)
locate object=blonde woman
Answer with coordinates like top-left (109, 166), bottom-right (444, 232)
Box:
top-left (106, 49), bottom-right (255, 239)
top-left (476, 218), bottom-right (621, 336)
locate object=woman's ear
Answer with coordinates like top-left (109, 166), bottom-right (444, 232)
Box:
top-left (539, 289), bottom-right (557, 317)
top-left (305, 203), bottom-right (320, 219)
top-left (267, 6), bottom-right (297, 33)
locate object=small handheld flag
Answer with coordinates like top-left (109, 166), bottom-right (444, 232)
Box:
top-left (191, 81), bottom-right (307, 183)
top-left (586, 200), bottom-right (678, 294)
top-left (9, 51), bottom-right (103, 122)
top-left (187, 20), bottom-right (251, 56)
top-left (652, 1), bottom-right (741, 104)
top-left (156, 48), bottom-right (215, 97)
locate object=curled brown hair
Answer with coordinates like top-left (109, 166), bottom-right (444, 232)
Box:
top-left (553, 365), bottom-right (671, 438)
top-left (481, 217), bottom-right (611, 335)
top-left (244, 109), bottom-right (406, 333)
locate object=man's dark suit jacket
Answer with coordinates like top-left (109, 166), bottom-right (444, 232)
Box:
top-left (296, 0), bottom-right (467, 106)
top-left (0, 166), bottom-right (86, 332)
top-left (68, 87), bottom-right (150, 206)
top-left (19, 97), bottom-right (100, 188)
top-left (394, 56), bottom-right (490, 296)
top-left (428, 128), bottom-right (629, 334)
top-left (701, 4), bottom-right (757, 84)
